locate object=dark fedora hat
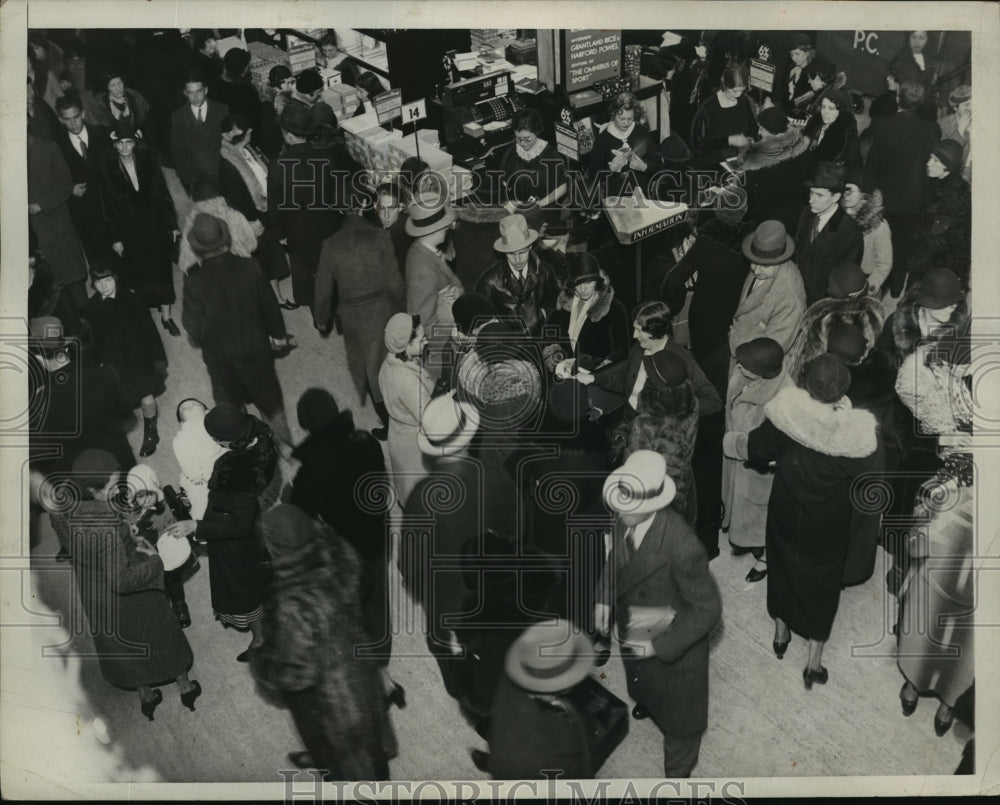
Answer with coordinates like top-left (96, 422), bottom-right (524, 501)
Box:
top-left (913, 267), bottom-right (965, 310)
top-left (804, 353), bottom-right (851, 403)
top-left (741, 219), bottom-right (795, 265)
top-left (804, 161), bottom-right (846, 193)
top-left (186, 213), bottom-right (231, 256)
top-left (204, 403), bottom-right (251, 442)
top-left (735, 337), bottom-right (784, 379)
top-left (278, 100), bottom-right (315, 137)
top-left (643, 349), bottom-right (688, 392)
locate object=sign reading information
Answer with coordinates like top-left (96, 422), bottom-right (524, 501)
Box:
top-left (564, 29), bottom-right (622, 92)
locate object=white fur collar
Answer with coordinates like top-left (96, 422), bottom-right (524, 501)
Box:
top-left (764, 386), bottom-right (878, 458)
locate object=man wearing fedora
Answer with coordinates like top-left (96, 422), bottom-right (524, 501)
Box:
top-left (181, 213), bottom-right (294, 448)
top-left (728, 219), bottom-right (806, 391)
top-left (474, 213), bottom-right (561, 338)
top-left (401, 394), bottom-right (519, 725)
top-left (794, 162), bottom-right (864, 306)
top-left (170, 67), bottom-right (229, 195)
top-left (597, 450), bottom-right (722, 778)
top-left (267, 100), bottom-right (343, 310)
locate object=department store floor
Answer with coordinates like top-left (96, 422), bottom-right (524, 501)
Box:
top-left (23, 167), bottom-right (967, 785)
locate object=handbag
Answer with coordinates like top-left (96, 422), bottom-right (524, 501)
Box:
top-left (565, 676), bottom-right (629, 773)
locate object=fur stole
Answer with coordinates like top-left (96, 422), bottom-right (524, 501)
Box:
top-left (209, 417), bottom-right (278, 495)
top-left (737, 128), bottom-right (809, 172)
top-left (765, 386), bottom-right (878, 458)
top-left (895, 346), bottom-right (973, 435)
top-left (178, 197), bottom-right (258, 272)
top-left (785, 295), bottom-right (886, 383)
top-left (891, 294), bottom-right (971, 364)
top-left (848, 190), bottom-right (886, 236)
top-left (221, 141), bottom-right (269, 214)
top-left (554, 271), bottom-right (616, 322)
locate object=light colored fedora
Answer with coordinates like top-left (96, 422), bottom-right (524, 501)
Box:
top-left (493, 213), bottom-right (538, 253)
top-left (504, 619), bottom-right (594, 694)
top-left (417, 394), bottom-right (480, 457)
top-left (603, 449), bottom-right (676, 515)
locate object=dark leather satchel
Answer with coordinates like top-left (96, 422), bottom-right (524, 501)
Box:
top-left (564, 676), bottom-right (629, 773)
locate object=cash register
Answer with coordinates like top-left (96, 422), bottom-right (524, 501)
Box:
top-left (440, 72), bottom-right (525, 171)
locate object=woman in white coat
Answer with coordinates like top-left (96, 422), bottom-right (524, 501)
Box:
top-left (721, 338), bottom-right (790, 582)
top-left (378, 313), bottom-right (434, 507)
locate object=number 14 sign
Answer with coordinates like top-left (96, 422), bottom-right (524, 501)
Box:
top-left (402, 99), bottom-right (427, 123)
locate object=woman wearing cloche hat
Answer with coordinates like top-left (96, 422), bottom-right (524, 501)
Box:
top-left (906, 139), bottom-right (971, 290)
top-left (100, 116), bottom-right (182, 336)
top-left (724, 353), bottom-right (883, 688)
top-left (377, 313), bottom-right (435, 506)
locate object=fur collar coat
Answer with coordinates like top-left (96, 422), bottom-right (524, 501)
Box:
top-left (737, 127), bottom-right (809, 172)
top-left (765, 386), bottom-right (878, 459)
top-left (544, 271), bottom-right (630, 373)
top-left (784, 293), bottom-right (886, 384)
top-left (887, 292), bottom-right (971, 367)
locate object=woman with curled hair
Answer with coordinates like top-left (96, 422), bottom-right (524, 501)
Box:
top-left (353, 71), bottom-right (386, 117)
top-left (777, 34), bottom-right (834, 116)
top-left (611, 348), bottom-right (700, 526)
top-left (802, 88), bottom-right (861, 170)
top-left (377, 313), bottom-right (434, 506)
top-left (589, 91), bottom-right (661, 199)
top-left (499, 108), bottom-right (568, 230)
top-left (690, 61), bottom-right (758, 168)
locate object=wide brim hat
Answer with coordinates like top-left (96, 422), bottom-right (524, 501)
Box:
top-left (187, 213), bottom-right (232, 256)
top-left (603, 449), bottom-right (676, 515)
top-left (204, 403), bottom-right (251, 442)
top-left (405, 191), bottom-right (457, 237)
top-left (948, 84), bottom-right (971, 107)
top-left (417, 396), bottom-right (480, 457)
top-left (741, 219), bottom-right (794, 265)
top-left (504, 619), bottom-right (594, 694)
top-left (493, 213), bottom-right (538, 253)
top-left (804, 161), bottom-right (847, 192)
top-left (913, 267), bottom-right (965, 310)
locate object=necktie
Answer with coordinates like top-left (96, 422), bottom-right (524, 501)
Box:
top-left (78, 138), bottom-right (88, 160)
top-left (810, 216), bottom-right (821, 245)
top-left (197, 106), bottom-right (204, 123)
top-left (623, 526), bottom-right (637, 562)
top-left (745, 276), bottom-right (757, 298)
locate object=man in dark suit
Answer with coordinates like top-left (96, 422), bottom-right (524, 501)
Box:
top-left (794, 162), bottom-right (864, 306)
top-left (865, 79), bottom-right (941, 296)
top-left (596, 450), bottom-right (722, 777)
top-left (181, 213), bottom-right (293, 449)
top-left (170, 68), bottom-right (229, 195)
top-left (53, 93), bottom-right (113, 261)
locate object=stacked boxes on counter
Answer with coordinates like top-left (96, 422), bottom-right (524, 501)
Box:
top-left (287, 40), bottom-right (317, 74)
top-left (248, 42), bottom-right (290, 100)
top-left (321, 83), bottom-right (359, 117)
top-left (506, 38), bottom-right (538, 66)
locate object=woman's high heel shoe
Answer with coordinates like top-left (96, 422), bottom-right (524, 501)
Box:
top-left (140, 689), bottom-right (163, 721)
top-left (773, 638), bottom-right (790, 659)
top-left (900, 682), bottom-right (918, 717)
top-left (180, 680), bottom-right (202, 712)
top-left (385, 683), bottom-right (407, 710)
top-left (934, 704), bottom-right (954, 736)
top-left (802, 666), bottom-right (829, 690)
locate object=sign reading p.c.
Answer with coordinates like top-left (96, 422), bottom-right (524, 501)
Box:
top-left (852, 30), bottom-right (881, 55)
top-left (403, 99), bottom-right (427, 123)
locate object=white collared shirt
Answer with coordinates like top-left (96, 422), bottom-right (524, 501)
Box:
top-left (814, 204), bottom-right (837, 235)
top-left (242, 145), bottom-right (269, 194)
top-left (71, 129), bottom-right (89, 158)
top-left (628, 514), bottom-right (656, 552)
top-left (191, 104), bottom-right (206, 122)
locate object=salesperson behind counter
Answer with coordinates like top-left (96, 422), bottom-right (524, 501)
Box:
top-left (499, 108), bottom-right (568, 231)
top-left (588, 91), bottom-right (662, 201)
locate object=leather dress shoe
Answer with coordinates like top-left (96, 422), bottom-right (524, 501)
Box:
top-left (746, 565), bottom-right (768, 583)
top-left (470, 749), bottom-right (490, 773)
top-left (631, 704), bottom-right (650, 720)
top-left (900, 683), bottom-right (918, 717)
top-left (594, 648), bottom-right (611, 668)
top-left (934, 707), bottom-right (954, 736)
